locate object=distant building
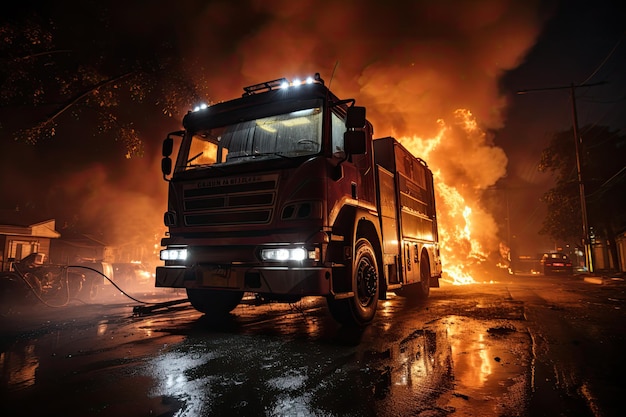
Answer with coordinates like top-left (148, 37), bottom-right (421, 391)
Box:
top-left (0, 208), bottom-right (158, 272)
top-left (0, 212), bottom-right (60, 271)
top-left (48, 232), bottom-right (113, 265)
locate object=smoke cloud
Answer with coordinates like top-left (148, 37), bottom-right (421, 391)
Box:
top-left (44, 155), bottom-right (167, 267)
top-left (184, 0), bottom-right (545, 131)
top-left (10, 0), bottom-right (549, 279)
top-left (179, 0), bottom-right (548, 281)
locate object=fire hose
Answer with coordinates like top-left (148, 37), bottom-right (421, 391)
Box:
top-left (10, 263), bottom-right (189, 313)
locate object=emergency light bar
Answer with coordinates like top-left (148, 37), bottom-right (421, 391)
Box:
top-left (243, 73), bottom-right (324, 96)
top-left (191, 74), bottom-right (325, 112)
top-left (192, 103), bottom-right (209, 112)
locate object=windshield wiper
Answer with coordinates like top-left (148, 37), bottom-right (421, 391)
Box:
top-left (187, 152), bottom-right (203, 165)
top-left (252, 152), bottom-right (291, 159)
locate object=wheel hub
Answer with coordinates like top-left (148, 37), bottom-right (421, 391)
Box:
top-left (357, 259), bottom-right (378, 299)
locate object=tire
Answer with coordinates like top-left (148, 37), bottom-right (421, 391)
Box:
top-left (327, 238), bottom-right (379, 327)
top-left (394, 252), bottom-right (430, 300)
top-left (186, 288), bottom-right (244, 315)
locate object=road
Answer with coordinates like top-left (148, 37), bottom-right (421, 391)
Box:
top-left (1, 272), bottom-right (624, 417)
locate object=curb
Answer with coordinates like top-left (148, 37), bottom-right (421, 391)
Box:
top-left (582, 276), bottom-right (625, 285)
top-left (583, 276), bottom-right (605, 285)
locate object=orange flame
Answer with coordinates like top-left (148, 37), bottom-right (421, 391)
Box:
top-left (398, 108), bottom-right (504, 285)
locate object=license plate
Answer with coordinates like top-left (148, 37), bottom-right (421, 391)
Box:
top-left (199, 266), bottom-right (233, 287)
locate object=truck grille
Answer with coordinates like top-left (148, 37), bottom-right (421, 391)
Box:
top-left (182, 174), bottom-right (278, 226)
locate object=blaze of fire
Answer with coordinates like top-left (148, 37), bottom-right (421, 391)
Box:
top-left (399, 108), bottom-right (499, 285)
top-left (435, 182), bottom-right (482, 285)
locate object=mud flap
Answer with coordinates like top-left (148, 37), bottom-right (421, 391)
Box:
top-left (430, 275), bottom-right (440, 288)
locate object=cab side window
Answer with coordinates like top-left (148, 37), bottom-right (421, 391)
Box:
top-left (331, 112), bottom-right (346, 158)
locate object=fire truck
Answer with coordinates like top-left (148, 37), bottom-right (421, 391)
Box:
top-left (157, 73), bottom-right (442, 326)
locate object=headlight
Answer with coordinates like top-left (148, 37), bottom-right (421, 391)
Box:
top-left (260, 247), bottom-right (319, 261)
top-left (160, 247), bottom-right (188, 261)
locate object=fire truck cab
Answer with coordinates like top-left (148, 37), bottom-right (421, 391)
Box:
top-left (157, 73), bottom-right (442, 326)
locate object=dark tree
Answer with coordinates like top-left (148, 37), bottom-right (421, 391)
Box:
top-left (0, 3), bottom-right (210, 158)
top-left (538, 125), bottom-right (626, 271)
top-left (0, 2), bottom-right (216, 240)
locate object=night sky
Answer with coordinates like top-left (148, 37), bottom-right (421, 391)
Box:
top-left (498, 0), bottom-right (625, 253)
top-left (1, 0), bottom-right (624, 260)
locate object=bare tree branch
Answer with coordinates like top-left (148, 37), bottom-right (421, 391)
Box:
top-left (44, 71), bottom-right (136, 125)
top-left (13, 50), bottom-right (72, 61)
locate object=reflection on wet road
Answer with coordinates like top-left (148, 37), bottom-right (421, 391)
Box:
top-left (1, 275), bottom-right (624, 416)
top-left (143, 311), bottom-right (529, 416)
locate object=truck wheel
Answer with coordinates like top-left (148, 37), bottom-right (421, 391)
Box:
top-left (186, 289), bottom-right (243, 315)
top-left (327, 238), bottom-right (379, 327)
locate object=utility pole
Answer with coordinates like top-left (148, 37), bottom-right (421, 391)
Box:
top-left (569, 84), bottom-right (593, 272)
top-left (517, 81), bottom-right (605, 273)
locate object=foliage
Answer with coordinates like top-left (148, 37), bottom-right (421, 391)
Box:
top-left (0, 8), bottom-right (209, 158)
top-left (538, 125), bottom-right (626, 246)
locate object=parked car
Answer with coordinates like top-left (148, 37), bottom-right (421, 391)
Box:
top-left (112, 262), bottom-right (152, 287)
top-left (71, 260), bottom-right (114, 300)
top-left (540, 252), bottom-right (574, 275)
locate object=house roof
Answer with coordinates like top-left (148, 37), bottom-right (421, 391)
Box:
top-left (0, 220), bottom-right (61, 239)
top-left (0, 208), bottom-right (61, 238)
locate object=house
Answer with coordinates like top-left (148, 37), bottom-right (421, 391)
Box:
top-left (0, 211), bottom-right (61, 271)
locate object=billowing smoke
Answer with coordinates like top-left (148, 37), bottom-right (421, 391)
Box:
top-left (182, 1), bottom-right (548, 118)
top-left (22, 1), bottom-right (549, 280)
top-left (46, 156), bottom-right (166, 268)
top-left (179, 0), bottom-right (549, 281)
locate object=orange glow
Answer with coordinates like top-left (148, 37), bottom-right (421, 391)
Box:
top-left (170, 0), bottom-right (545, 285)
top-left (447, 322), bottom-right (493, 387)
top-left (398, 109), bottom-right (505, 285)
top-left (1, 345), bottom-right (39, 390)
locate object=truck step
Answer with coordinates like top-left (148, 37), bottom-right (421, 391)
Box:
top-left (332, 291), bottom-right (355, 299)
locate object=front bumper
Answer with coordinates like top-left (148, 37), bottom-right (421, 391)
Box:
top-left (156, 264), bottom-right (333, 296)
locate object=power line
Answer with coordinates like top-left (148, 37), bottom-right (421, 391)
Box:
top-left (580, 31), bottom-right (626, 86)
top-left (516, 82), bottom-right (607, 272)
top-left (517, 81), bottom-right (606, 95)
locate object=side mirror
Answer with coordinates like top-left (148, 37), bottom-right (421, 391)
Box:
top-left (345, 106), bottom-right (366, 129)
top-left (344, 131), bottom-right (366, 155)
top-left (162, 137), bottom-right (174, 157)
top-left (161, 157), bottom-right (172, 177)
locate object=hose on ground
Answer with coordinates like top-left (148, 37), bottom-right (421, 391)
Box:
top-left (11, 263), bottom-right (152, 307)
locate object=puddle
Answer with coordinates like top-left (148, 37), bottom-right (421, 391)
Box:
top-left (440, 316), bottom-right (530, 416)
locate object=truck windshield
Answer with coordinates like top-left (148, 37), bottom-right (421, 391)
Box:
top-left (182, 106), bottom-right (323, 170)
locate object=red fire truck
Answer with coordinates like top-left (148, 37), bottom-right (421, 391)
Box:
top-left (157, 73), bottom-right (442, 326)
